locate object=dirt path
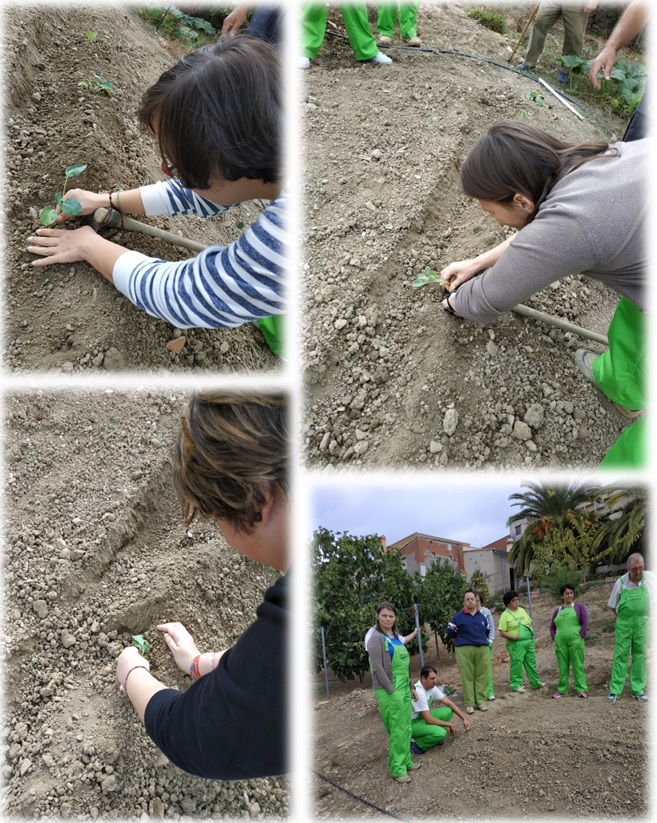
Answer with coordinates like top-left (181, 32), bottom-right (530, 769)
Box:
top-left (302, 4), bottom-right (637, 469)
top-left (313, 584), bottom-right (648, 818)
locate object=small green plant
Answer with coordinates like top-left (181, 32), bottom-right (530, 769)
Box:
top-left (131, 635), bottom-right (151, 655)
top-left (139, 6), bottom-right (217, 47)
top-left (78, 73), bottom-right (112, 95)
top-left (516, 110), bottom-right (528, 120)
top-left (466, 7), bottom-right (506, 34)
top-left (85, 30), bottom-right (98, 43)
top-left (412, 266), bottom-right (449, 289)
top-left (39, 164), bottom-right (87, 226)
top-left (526, 89), bottom-right (543, 105)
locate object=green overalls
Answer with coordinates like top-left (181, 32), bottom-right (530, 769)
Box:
top-left (257, 315), bottom-right (285, 358)
top-left (503, 610), bottom-right (541, 691)
top-left (411, 702), bottom-right (453, 751)
top-left (553, 605), bottom-right (588, 695)
top-left (609, 578), bottom-right (650, 696)
top-left (377, 2), bottom-right (420, 40)
top-left (373, 636), bottom-right (413, 778)
top-left (302, 3), bottom-right (379, 62)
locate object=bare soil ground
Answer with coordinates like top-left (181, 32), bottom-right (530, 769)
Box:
top-left (2, 391), bottom-right (287, 818)
top-left (313, 583), bottom-right (648, 819)
top-left (301, 3), bottom-right (642, 469)
top-left (4, 6), bottom-right (277, 373)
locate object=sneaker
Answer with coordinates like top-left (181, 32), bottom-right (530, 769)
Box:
top-left (394, 774), bottom-right (411, 783)
top-left (377, 35), bottom-right (393, 46)
top-left (465, 706), bottom-right (475, 714)
top-left (608, 693), bottom-right (618, 702)
top-left (534, 681), bottom-right (546, 689)
top-left (410, 740), bottom-right (424, 756)
top-left (575, 349), bottom-right (642, 418)
top-left (476, 704), bottom-right (488, 711)
top-left (553, 692), bottom-right (563, 699)
top-left (557, 70), bottom-right (569, 84)
top-left (632, 694), bottom-right (649, 702)
top-left (403, 36), bottom-right (422, 47)
top-left (487, 695), bottom-right (496, 701)
top-left (297, 56), bottom-right (311, 69)
top-left (513, 686), bottom-right (526, 693)
top-left (516, 62), bottom-right (535, 71)
top-left (578, 692), bottom-right (588, 698)
top-left (407, 761), bottom-right (422, 770)
top-left (368, 51), bottom-right (393, 65)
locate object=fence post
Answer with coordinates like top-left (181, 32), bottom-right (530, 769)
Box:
top-left (321, 625), bottom-right (330, 701)
top-left (525, 576), bottom-right (533, 621)
top-left (413, 603), bottom-right (424, 668)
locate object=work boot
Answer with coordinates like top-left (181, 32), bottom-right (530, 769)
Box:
top-left (403, 36), bottom-right (422, 46)
top-left (394, 774), bottom-right (411, 783)
top-left (377, 34), bottom-right (393, 45)
top-left (557, 70), bottom-right (569, 84)
top-left (516, 62), bottom-right (535, 71)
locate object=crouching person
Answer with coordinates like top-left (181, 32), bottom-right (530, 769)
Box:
top-left (410, 665), bottom-right (471, 755)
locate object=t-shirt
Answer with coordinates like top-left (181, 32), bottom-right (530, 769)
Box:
top-left (608, 570), bottom-right (655, 610)
top-left (411, 679), bottom-right (445, 720)
top-left (144, 573), bottom-right (287, 780)
top-left (498, 606), bottom-right (532, 638)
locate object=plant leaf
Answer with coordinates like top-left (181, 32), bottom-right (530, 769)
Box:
top-left (39, 207), bottom-right (58, 226)
top-left (54, 192), bottom-right (63, 205)
top-left (61, 198), bottom-right (83, 215)
top-left (65, 164), bottom-right (87, 179)
top-left (131, 635), bottom-right (151, 655)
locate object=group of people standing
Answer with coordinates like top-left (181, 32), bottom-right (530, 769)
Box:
top-left (366, 553), bottom-right (651, 783)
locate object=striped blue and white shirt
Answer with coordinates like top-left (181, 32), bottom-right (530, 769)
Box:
top-left (112, 180), bottom-right (287, 329)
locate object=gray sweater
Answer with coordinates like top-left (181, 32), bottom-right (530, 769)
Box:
top-left (456, 139), bottom-right (649, 322)
top-left (366, 631), bottom-right (412, 694)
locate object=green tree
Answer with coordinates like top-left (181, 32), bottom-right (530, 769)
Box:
top-left (507, 482), bottom-right (600, 577)
top-left (417, 560), bottom-right (467, 652)
top-left (468, 568), bottom-right (491, 606)
top-left (312, 528), bottom-right (418, 682)
top-left (590, 486), bottom-right (647, 566)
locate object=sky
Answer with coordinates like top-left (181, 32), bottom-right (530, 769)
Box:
top-left (309, 475), bottom-right (531, 549)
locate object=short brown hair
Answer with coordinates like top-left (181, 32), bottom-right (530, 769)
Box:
top-left (138, 36), bottom-right (282, 189)
top-left (173, 391), bottom-right (288, 532)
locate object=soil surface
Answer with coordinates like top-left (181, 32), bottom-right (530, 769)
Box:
top-left (4, 6), bottom-right (277, 373)
top-left (301, 3), bottom-right (640, 469)
top-left (2, 391), bottom-right (287, 819)
top-left (313, 583), bottom-right (648, 819)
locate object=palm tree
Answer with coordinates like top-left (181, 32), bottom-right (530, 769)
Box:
top-left (507, 482), bottom-right (600, 576)
top-left (590, 486), bottom-right (648, 566)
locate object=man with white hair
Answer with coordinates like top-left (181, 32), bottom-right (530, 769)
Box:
top-left (608, 552), bottom-right (653, 702)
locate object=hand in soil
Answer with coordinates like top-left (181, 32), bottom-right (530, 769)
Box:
top-left (157, 621), bottom-right (201, 673)
top-left (55, 188), bottom-right (108, 223)
top-left (116, 645), bottom-right (150, 686)
top-left (440, 258), bottom-right (479, 289)
top-left (27, 226), bottom-right (96, 266)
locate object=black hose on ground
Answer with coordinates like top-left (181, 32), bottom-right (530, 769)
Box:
top-left (314, 770), bottom-right (410, 819)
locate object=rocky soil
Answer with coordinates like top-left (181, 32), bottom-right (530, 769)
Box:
top-left (4, 6), bottom-right (277, 373)
top-left (301, 3), bottom-right (641, 469)
top-left (2, 391), bottom-right (287, 819)
top-left (313, 582), bottom-right (648, 818)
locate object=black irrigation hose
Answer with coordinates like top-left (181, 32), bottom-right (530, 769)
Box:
top-left (314, 770), bottom-right (410, 820)
top-left (324, 29), bottom-right (603, 123)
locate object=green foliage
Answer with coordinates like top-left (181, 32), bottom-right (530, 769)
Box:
top-left (412, 265), bottom-right (449, 289)
top-left (39, 164), bottom-right (87, 227)
top-left (559, 54), bottom-right (588, 75)
top-left (526, 90), bottom-right (543, 105)
top-left (139, 6), bottom-right (217, 47)
top-left (416, 560), bottom-right (466, 652)
top-left (466, 8), bottom-right (506, 34)
top-left (85, 30), bottom-right (98, 43)
top-left (78, 73), bottom-right (113, 95)
top-left (515, 110), bottom-right (528, 120)
top-left (590, 486), bottom-right (647, 566)
top-left (562, 55), bottom-right (645, 115)
top-left (313, 528), bottom-right (419, 682)
top-left (468, 568), bottom-right (490, 606)
top-left (533, 566), bottom-right (585, 602)
top-left (131, 634), bottom-right (151, 655)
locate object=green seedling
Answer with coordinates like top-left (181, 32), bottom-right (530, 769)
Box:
top-left (78, 73), bottom-right (113, 95)
top-left (526, 90), bottom-right (543, 105)
top-left (39, 163), bottom-right (87, 226)
top-left (131, 635), bottom-right (151, 655)
top-left (85, 30), bottom-right (98, 43)
top-left (412, 266), bottom-right (449, 289)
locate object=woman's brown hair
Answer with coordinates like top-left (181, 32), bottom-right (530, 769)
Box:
top-left (375, 602), bottom-right (399, 637)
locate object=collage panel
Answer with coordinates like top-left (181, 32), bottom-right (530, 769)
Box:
top-left (301, 2), bottom-right (647, 471)
top-left (3, 388), bottom-right (289, 817)
top-left (7, 4), bottom-right (288, 373)
top-left (310, 474), bottom-right (650, 818)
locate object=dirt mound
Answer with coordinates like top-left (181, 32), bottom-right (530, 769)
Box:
top-left (313, 583), bottom-right (648, 818)
top-left (301, 4), bottom-right (635, 469)
top-left (4, 6), bottom-right (276, 372)
top-left (2, 391), bottom-right (287, 818)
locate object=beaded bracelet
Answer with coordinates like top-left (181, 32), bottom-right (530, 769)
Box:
top-left (120, 664), bottom-right (150, 699)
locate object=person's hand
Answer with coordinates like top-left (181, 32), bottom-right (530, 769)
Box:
top-left (407, 627), bottom-right (419, 641)
top-left (55, 189), bottom-right (108, 223)
top-left (440, 258), bottom-right (479, 289)
top-left (222, 6), bottom-right (249, 34)
top-left (462, 717), bottom-right (471, 732)
top-left (411, 688), bottom-right (418, 701)
top-left (116, 646), bottom-right (150, 687)
top-left (27, 226), bottom-right (97, 267)
top-left (446, 722), bottom-right (456, 736)
top-left (583, 0), bottom-right (598, 14)
top-left (157, 622), bottom-right (201, 674)
top-left (589, 45), bottom-right (617, 89)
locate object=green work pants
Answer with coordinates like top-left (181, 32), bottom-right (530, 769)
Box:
top-left (257, 315), bottom-right (285, 358)
top-left (594, 297), bottom-right (647, 468)
top-left (411, 706), bottom-right (452, 751)
top-left (377, 2), bottom-right (420, 39)
top-left (525, 0), bottom-right (589, 67)
top-left (609, 616), bottom-right (649, 696)
top-left (455, 645), bottom-right (489, 707)
top-left (486, 642), bottom-right (495, 698)
top-left (302, 3), bottom-right (379, 61)
top-left (555, 635), bottom-right (588, 694)
top-left (507, 634), bottom-right (541, 690)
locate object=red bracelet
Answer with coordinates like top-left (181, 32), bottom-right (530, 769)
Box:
top-left (189, 654), bottom-right (202, 680)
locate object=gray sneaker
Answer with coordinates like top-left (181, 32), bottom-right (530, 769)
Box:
top-left (575, 349), bottom-right (642, 418)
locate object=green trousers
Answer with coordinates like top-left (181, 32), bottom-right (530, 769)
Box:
top-left (257, 315), bottom-right (285, 358)
top-left (507, 636), bottom-right (541, 690)
top-left (486, 642), bottom-right (495, 698)
top-left (525, 0), bottom-right (589, 66)
top-left (411, 706), bottom-right (452, 751)
top-left (374, 687), bottom-right (413, 777)
top-left (555, 635), bottom-right (588, 694)
top-left (377, 2), bottom-right (420, 39)
top-left (609, 616), bottom-right (649, 696)
top-left (594, 297), bottom-right (647, 468)
top-left (302, 3), bottom-right (379, 61)
top-left (455, 645), bottom-right (489, 707)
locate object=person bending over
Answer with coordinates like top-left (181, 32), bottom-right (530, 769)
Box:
top-left (410, 665), bottom-right (470, 755)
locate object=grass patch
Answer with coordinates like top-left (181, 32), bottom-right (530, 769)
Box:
top-left (467, 8), bottom-right (506, 34)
